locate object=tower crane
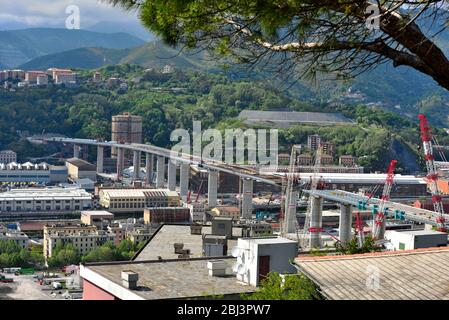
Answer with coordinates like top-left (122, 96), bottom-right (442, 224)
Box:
top-left (281, 144), bottom-right (301, 236)
top-left (372, 159), bottom-right (397, 240)
top-left (418, 114), bottom-right (446, 231)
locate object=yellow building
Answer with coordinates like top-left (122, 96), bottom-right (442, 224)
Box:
top-left (99, 188), bottom-right (180, 213)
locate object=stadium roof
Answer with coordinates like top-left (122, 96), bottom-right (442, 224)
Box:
top-left (238, 110), bottom-right (353, 128)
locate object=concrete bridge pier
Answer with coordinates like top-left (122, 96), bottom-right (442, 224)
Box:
top-left (339, 204), bottom-right (353, 243)
top-left (145, 153), bottom-right (154, 185)
top-left (167, 160), bottom-right (177, 191)
top-left (156, 156), bottom-right (165, 188)
top-left (133, 150), bottom-right (141, 181)
top-left (207, 170), bottom-right (218, 208)
top-left (241, 178), bottom-right (254, 219)
top-left (309, 196), bottom-right (323, 248)
top-left (116, 148), bottom-right (125, 180)
top-left (180, 163), bottom-right (190, 199)
top-left (73, 144), bottom-right (81, 158)
top-left (97, 146), bottom-right (104, 174)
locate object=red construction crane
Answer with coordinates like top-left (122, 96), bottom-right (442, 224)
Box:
top-left (372, 159), bottom-right (397, 240)
top-left (418, 114), bottom-right (446, 231)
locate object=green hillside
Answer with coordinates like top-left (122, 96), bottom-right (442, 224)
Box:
top-left (19, 40), bottom-right (211, 71)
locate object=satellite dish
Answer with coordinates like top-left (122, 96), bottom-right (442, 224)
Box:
top-left (231, 247), bottom-right (241, 258)
top-left (237, 264), bottom-right (248, 276)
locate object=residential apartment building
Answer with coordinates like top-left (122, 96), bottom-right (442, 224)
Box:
top-left (0, 70), bottom-right (25, 82)
top-left (307, 134), bottom-right (321, 151)
top-left (43, 224), bottom-right (116, 259)
top-left (0, 228), bottom-right (30, 249)
top-left (98, 188), bottom-right (180, 213)
top-left (187, 202), bottom-right (206, 223)
top-left (143, 207), bottom-right (191, 224)
top-left (54, 72), bottom-right (77, 84)
top-left (296, 154), bottom-right (313, 166)
top-left (339, 155), bottom-right (356, 167)
top-left (322, 141), bottom-right (335, 156)
top-left (25, 71), bottom-right (47, 84)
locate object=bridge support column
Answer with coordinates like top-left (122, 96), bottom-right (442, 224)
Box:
top-left (116, 148), bottom-right (125, 180)
top-left (339, 204), bottom-right (352, 243)
top-left (241, 178), bottom-right (254, 220)
top-left (96, 146), bottom-right (104, 174)
top-left (180, 163), bottom-right (189, 199)
top-left (377, 214), bottom-right (387, 241)
top-left (284, 190), bottom-right (298, 234)
top-left (156, 156), bottom-right (165, 188)
top-left (145, 153), bottom-right (154, 186)
top-left (133, 150), bottom-right (141, 181)
top-left (309, 196), bottom-right (323, 248)
top-left (207, 170), bottom-right (218, 208)
top-left (167, 160), bottom-right (177, 191)
top-left (73, 144), bottom-right (81, 158)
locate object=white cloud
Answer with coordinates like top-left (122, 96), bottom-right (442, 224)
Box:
top-left (0, 0), bottom-right (138, 28)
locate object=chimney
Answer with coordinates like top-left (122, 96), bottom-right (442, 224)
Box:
top-left (121, 271), bottom-right (139, 290)
top-left (190, 224), bottom-right (202, 235)
top-left (174, 243), bottom-right (184, 254)
top-left (207, 260), bottom-right (227, 277)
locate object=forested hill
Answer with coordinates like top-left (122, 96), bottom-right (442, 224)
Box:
top-left (1, 65), bottom-right (447, 173)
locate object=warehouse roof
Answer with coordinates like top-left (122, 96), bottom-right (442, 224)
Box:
top-left (295, 247), bottom-right (449, 300)
top-left (81, 257), bottom-right (254, 300)
top-left (238, 110), bottom-right (353, 128)
top-left (99, 188), bottom-right (179, 199)
top-left (0, 187), bottom-right (91, 200)
top-left (65, 158), bottom-right (96, 171)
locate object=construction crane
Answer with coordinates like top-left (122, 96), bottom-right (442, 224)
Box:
top-left (418, 114), bottom-right (446, 231)
top-left (299, 144), bottom-right (323, 248)
top-left (355, 211), bottom-right (365, 247)
top-left (372, 159), bottom-right (397, 240)
top-left (281, 144), bottom-right (301, 236)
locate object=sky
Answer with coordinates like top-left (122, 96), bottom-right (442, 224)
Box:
top-left (0, 0), bottom-right (139, 30)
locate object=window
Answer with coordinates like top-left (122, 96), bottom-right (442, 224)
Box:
top-left (399, 242), bottom-right (406, 250)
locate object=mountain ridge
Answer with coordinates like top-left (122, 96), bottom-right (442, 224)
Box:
top-left (0, 28), bottom-right (145, 68)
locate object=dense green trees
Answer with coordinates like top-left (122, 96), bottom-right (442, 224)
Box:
top-left (46, 239), bottom-right (145, 267)
top-left (0, 65), bottom-right (438, 172)
top-left (242, 272), bottom-right (322, 300)
top-left (0, 241), bottom-right (44, 268)
top-left (335, 236), bottom-right (382, 255)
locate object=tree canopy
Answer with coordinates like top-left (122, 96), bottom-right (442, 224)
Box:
top-left (241, 272), bottom-right (322, 300)
top-left (108, 0), bottom-right (449, 90)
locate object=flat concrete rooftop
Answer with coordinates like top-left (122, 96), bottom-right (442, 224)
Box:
top-left (134, 224), bottom-right (241, 261)
top-left (81, 257), bottom-right (255, 300)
